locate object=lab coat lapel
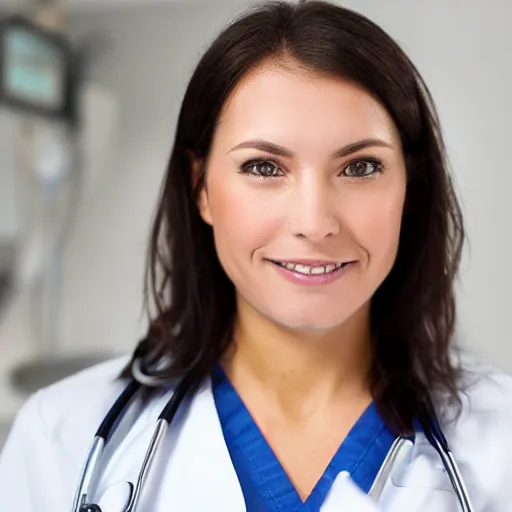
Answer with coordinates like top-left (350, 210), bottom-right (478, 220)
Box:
top-left (153, 376), bottom-right (246, 511)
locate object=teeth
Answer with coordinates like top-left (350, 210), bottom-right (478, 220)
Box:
top-left (277, 261), bottom-right (347, 275)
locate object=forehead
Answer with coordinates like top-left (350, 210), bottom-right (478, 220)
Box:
top-left (214, 60), bottom-right (401, 151)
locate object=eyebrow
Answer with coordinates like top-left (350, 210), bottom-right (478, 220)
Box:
top-left (228, 138), bottom-right (394, 158)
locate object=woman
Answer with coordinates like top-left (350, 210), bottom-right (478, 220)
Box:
top-left (1, 1), bottom-right (511, 510)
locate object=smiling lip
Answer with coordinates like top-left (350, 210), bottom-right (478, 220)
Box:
top-left (273, 259), bottom-right (342, 266)
top-left (268, 258), bottom-right (355, 286)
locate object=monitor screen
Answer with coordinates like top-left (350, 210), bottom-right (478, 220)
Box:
top-left (3, 25), bottom-right (66, 111)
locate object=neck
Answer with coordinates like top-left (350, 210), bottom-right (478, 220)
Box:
top-left (221, 299), bottom-right (374, 420)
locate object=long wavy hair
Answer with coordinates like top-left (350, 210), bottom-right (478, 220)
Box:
top-left (121, 0), bottom-right (465, 434)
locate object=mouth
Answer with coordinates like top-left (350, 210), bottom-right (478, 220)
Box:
top-left (269, 259), bottom-right (353, 276)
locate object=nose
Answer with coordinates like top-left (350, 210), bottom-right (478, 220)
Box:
top-left (288, 179), bottom-right (341, 242)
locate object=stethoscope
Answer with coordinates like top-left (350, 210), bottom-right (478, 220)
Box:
top-left (71, 358), bottom-right (475, 512)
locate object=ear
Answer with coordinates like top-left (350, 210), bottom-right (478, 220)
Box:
top-left (190, 155), bottom-right (213, 226)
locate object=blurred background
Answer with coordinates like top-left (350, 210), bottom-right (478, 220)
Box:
top-left (0, 0), bottom-right (510, 444)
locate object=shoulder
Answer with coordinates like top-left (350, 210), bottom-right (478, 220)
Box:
top-left (5, 356), bottom-right (135, 461)
top-left (444, 351), bottom-right (512, 509)
top-left (457, 351), bottom-right (512, 416)
top-left (441, 349), bottom-right (512, 447)
top-left (0, 356), bottom-right (134, 509)
top-left (30, 355), bottom-right (132, 434)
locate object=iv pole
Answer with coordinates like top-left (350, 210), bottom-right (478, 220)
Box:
top-left (9, 0), bottom-right (114, 393)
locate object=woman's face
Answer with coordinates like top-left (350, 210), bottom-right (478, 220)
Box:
top-left (197, 61), bottom-right (407, 331)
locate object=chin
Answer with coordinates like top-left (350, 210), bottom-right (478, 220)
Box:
top-left (268, 311), bottom-right (350, 333)
top-left (241, 294), bottom-right (370, 333)
top-left (257, 298), bottom-right (372, 333)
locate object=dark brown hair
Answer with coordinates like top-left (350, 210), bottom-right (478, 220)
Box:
top-left (122, 0), bottom-right (464, 434)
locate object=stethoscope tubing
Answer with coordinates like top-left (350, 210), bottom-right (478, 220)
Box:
top-left (72, 366), bottom-right (474, 512)
top-left (72, 380), bottom-right (141, 512)
top-left (417, 399), bottom-right (474, 512)
top-left (125, 418), bottom-right (169, 512)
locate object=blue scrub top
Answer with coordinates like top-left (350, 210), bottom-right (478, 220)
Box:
top-left (212, 365), bottom-right (396, 512)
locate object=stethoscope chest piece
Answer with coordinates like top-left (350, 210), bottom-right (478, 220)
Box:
top-left (80, 481), bottom-right (133, 512)
top-left (79, 506), bottom-right (102, 512)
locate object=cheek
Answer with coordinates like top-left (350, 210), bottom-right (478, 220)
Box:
top-left (206, 174), bottom-right (280, 259)
top-left (345, 185), bottom-right (405, 265)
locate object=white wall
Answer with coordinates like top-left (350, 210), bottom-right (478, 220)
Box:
top-left (61, 1), bottom-right (254, 356)
top-left (1, 0), bottom-right (511, 419)
top-left (0, 112), bottom-right (20, 239)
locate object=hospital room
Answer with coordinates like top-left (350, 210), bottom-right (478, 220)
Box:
top-left (0, 0), bottom-right (511, 510)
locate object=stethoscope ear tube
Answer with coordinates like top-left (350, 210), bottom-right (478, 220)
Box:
top-left (96, 380), bottom-right (141, 439)
top-left (72, 436), bottom-right (105, 512)
top-left (124, 419), bottom-right (169, 512)
top-left (158, 369), bottom-right (198, 422)
top-left (72, 380), bottom-right (141, 512)
top-left (418, 400), bottom-right (475, 512)
top-left (72, 369), bottom-right (199, 512)
top-left (368, 436), bottom-right (414, 502)
top-left (124, 374), bottom-right (198, 511)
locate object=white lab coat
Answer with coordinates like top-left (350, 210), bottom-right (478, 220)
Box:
top-left (1, 354), bottom-right (512, 511)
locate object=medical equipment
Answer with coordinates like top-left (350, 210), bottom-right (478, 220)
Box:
top-left (0, 9), bottom-right (119, 394)
top-left (71, 359), bottom-right (475, 512)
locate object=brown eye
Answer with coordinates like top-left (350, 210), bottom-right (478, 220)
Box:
top-left (343, 159), bottom-right (382, 178)
top-left (241, 159), bottom-right (283, 178)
